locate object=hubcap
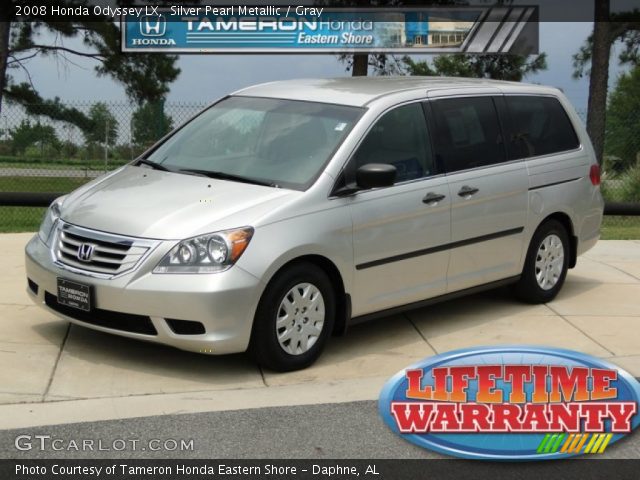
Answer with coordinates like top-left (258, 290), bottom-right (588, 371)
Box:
top-left (276, 283), bottom-right (325, 355)
top-left (535, 234), bottom-right (565, 291)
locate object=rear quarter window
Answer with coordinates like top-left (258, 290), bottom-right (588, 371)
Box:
top-left (505, 96), bottom-right (580, 159)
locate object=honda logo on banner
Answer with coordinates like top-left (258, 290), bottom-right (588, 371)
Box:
top-left (77, 244), bottom-right (95, 262)
top-left (140, 15), bottom-right (166, 37)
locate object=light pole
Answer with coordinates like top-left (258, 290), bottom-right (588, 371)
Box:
top-left (104, 116), bottom-right (109, 172)
top-left (129, 120), bottom-right (134, 161)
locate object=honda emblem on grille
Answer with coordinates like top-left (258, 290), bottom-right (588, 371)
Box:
top-left (77, 243), bottom-right (95, 262)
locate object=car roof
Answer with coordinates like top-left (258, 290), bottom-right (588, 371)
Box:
top-left (232, 77), bottom-right (559, 107)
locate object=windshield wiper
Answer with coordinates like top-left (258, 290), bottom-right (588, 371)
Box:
top-left (135, 159), bottom-right (172, 171)
top-left (178, 168), bottom-right (277, 187)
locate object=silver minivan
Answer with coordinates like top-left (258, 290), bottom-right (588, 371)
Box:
top-left (25, 77), bottom-right (604, 371)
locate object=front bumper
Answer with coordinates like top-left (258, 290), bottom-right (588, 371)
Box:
top-left (25, 234), bottom-right (263, 355)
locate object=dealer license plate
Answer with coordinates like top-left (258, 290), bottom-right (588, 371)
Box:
top-left (56, 278), bottom-right (92, 312)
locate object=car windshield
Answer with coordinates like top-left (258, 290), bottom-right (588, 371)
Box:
top-left (144, 96), bottom-right (364, 190)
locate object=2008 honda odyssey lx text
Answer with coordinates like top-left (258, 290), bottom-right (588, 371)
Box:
top-left (25, 77), bottom-right (604, 371)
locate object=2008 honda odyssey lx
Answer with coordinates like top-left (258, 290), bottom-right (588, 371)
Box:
top-left (25, 77), bottom-right (604, 371)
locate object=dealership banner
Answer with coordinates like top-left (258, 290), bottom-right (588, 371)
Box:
top-left (121, 6), bottom-right (539, 54)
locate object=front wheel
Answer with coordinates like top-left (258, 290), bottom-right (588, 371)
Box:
top-left (515, 220), bottom-right (570, 304)
top-left (249, 263), bottom-right (335, 371)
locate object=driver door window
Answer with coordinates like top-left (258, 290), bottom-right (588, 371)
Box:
top-left (351, 103), bottom-right (434, 184)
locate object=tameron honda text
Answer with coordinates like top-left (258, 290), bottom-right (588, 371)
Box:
top-left (379, 346), bottom-right (640, 460)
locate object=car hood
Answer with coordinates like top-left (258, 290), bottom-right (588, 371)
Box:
top-left (61, 165), bottom-right (299, 239)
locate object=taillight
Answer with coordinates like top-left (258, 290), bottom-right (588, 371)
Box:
top-left (589, 164), bottom-right (601, 186)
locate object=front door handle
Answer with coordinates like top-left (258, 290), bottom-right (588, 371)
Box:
top-left (458, 186), bottom-right (479, 197)
top-left (422, 192), bottom-right (446, 205)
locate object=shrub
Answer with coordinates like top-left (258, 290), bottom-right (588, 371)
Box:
top-left (620, 162), bottom-right (640, 203)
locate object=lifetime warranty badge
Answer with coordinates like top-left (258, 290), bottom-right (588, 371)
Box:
top-left (379, 346), bottom-right (640, 460)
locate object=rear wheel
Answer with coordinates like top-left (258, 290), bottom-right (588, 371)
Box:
top-left (515, 220), bottom-right (570, 304)
top-left (249, 262), bottom-right (335, 371)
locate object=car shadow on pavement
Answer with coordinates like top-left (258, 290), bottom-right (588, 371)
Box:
top-left (30, 321), bottom-right (264, 401)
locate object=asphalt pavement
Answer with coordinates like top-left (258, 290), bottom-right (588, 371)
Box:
top-left (2, 401), bottom-right (640, 460)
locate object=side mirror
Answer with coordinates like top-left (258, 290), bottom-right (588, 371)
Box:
top-left (356, 163), bottom-right (396, 190)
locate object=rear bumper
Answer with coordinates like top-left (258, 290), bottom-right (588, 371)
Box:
top-left (25, 234), bottom-right (263, 355)
top-left (577, 188), bottom-right (605, 257)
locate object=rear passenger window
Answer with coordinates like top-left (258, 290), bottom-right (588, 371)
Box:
top-left (431, 97), bottom-right (506, 173)
top-left (505, 96), bottom-right (580, 159)
top-left (352, 103), bottom-right (434, 183)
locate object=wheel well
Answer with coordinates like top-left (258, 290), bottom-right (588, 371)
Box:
top-left (268, 255), bottom-right (349, 336)
top-left (542, 212), bottom-right (578, 268)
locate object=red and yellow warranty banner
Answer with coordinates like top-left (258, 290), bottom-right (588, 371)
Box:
top-left (379, 346), bottom-right (640, 460)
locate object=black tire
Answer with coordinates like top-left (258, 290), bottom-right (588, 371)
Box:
top-left (515, 219), bottom-right (570, 304)
top-left (249, 262), bottom-right (335, 372)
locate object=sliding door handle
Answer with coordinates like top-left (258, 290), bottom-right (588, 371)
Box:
top-left (458, 186), bottom-right (479, 197)
top-left (422, 192), bottom-right (446, 205)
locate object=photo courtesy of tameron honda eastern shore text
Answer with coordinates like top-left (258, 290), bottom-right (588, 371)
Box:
top-left (24, 77), bottom-right (604, 371)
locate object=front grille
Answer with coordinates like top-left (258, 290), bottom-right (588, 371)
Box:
top-left (53, 223), bottom-right (155, 276)
top-left (45, 292), bottom-right (158, 335)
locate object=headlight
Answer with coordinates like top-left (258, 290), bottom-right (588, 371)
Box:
top-left (38, 196), bottom-right (66, 245)
top-left (153, 227), bottom-right (254, 274)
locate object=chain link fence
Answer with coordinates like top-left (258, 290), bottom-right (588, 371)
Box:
top-left (0, 101), bottom-right (207, 232)
top-left (0, 102), bottom-right (638, 237)
top-left (574, 109), bottom-right (640, 239)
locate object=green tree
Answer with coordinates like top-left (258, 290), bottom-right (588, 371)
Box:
top-left (402, 53), bottom-right (547, 81)
top-left (0, 1), bottom-right (181, 122)
top-left (85, 103), bottom-right (118, 146)
top-left (60, 140), bottom-right (79, 159)
top-left (572, 0), bottom-right (640, 164)
top-left (605, 66), bottom-right (640, 172)
top-left (131, 101), bottom-right (173, 149)
top-left (10, 120), bottom-right (60, 155)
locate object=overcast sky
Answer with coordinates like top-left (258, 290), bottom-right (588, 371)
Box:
top-left (12, 22), bottom-right (629, 114)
